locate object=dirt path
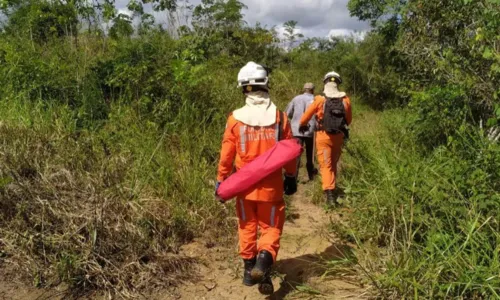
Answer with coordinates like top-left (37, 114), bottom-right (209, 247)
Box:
top-left (0, 175), bottom-right (370, 300)
top-left (168, 178), bottom-right (369, 300)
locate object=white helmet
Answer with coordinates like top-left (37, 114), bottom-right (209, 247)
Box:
top-left (323, 71), bottom-right (342, 84)
top-left (237, 62), bottom-right (269, 88)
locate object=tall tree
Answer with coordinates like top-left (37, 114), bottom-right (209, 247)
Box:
top-left (348, 0), bottom-right (500, 121)
top-left (283, 20), bottom-right (304, 49)
top-left (1, 0), bottom-right (78, 42)
top-left (109, 13), bottom-right (133, 39)
top-left (189, 0), bottom-right (248, 57)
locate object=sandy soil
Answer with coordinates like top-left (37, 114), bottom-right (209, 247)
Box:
top-left (0, 171), bottom-right (371, 300)
top-left (166, 177), bottom-right (370, 300)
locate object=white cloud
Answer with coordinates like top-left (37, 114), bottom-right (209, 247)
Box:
top-left (328, 28), bottom-right (353, 37)
top-left (117, 7), bottom-right (133, 18)
top-left (275, 25), bottom-right (303, 40)
top-left (114, 0), bottom-right (371, 38)
top-left (328, 28), bottom-right (368, 40)
top-left (241, 0), bottom-right (370, 37)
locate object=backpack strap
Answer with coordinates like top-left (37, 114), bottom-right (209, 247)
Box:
top-left (279, 111), bottom-right (284, 141)
top-left (320, 95), bottom-right (328, 127)
top-left (276, 110), bottom-right (284, 141)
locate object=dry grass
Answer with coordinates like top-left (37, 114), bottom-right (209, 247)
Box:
top-left (0, 115), bottom-right (217, 297)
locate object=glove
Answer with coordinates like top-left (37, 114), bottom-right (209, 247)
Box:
top-left (215, 181), bottom-right (225, 203)
top-left (284, 175), bottom-right (297, 195)
top-left (298, 125), bottom-right (309, 134)
top-left (341, 126), bottom-right (350, 141)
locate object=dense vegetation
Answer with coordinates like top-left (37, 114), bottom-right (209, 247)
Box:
top-left (0, 0), bottom-right (498, 298)
top-left (338, 0), bottom-right (500, 298)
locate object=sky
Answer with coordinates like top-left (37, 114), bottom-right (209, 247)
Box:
top-left (116, 0), bottom-right (371, 39)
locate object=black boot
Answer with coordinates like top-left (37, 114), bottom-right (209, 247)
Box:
top-left (242, 257), bottom-right (257, 286)
top-left (308, 168), bottom-right (318, 181)
top-left (258, 274), bottom-right (274, 295)
top-left (250, 250), bottom-right (273, 282)
top-left (325, 190), bottom-right (338, 206)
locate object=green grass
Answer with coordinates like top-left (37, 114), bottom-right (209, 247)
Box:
top-left (0, 99), bottom-right (228, 292)
top-left (1, 22), bottom-right (498, 300)
top-left (332, 103), bottom-right (500, 298)
top-left (0, 34), bottom-right (330, 296)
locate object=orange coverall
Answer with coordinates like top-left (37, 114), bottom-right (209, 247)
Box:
top-left (217, 112), bottom-right (297, 262)
top-left (299, 96), bottom-right (352, 191)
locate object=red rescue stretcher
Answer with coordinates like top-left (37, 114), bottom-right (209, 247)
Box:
top-left (216, 139), bottom-right (302, 201)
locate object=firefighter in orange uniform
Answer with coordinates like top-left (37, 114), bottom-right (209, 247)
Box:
top-left (299, 71), bottom-right (352, 206)
top-left (215, 62), bottom-right (297, 295)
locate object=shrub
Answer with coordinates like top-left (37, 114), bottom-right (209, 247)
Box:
top-left (339, 105), bottom-right (500, 298)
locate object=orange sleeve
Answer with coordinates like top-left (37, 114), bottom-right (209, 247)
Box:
top-left (217, 116), bottom-right (238, 182)
top-left (282, 114), bottom-right (298, 176)
top-left (299, 96), bottom-right (321, 126)
top-left (343, 96), bottom-right (352, 126)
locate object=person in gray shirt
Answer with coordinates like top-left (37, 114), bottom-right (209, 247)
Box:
top-left (285, 83), bottom-right (318, 181)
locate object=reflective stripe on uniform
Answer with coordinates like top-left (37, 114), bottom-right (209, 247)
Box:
top-left (270, 205), bottom-right (276, 227)
top-left (275, 123), bottom-right (280, 141)
top-left (239, 199), bottom-right (246, 222)
top-left (240, 125), bottom-right (247, 153)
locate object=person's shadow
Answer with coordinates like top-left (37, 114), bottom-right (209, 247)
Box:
top-left (270, 243), bottom-right (355, 299)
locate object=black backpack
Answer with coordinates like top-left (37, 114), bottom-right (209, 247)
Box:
top-left (322, 97), bottom-right (346, 134)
